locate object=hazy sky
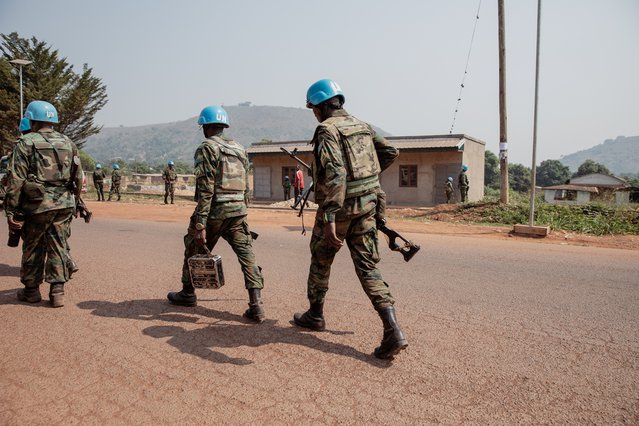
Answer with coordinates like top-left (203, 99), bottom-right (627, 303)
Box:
top-left (1, 0), bottom-right (638, 165)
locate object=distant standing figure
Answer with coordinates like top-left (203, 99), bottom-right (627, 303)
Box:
top-left (93, 164), bottom-right (106, 201)
top-left (445, 176), bottom-right (454, 203)
top-left (163, 160), bottom-right (178, 204)
top-left (283, 175), bottom-right (291, 200)
top-left (458, 164), bottom-right (469, 202)
top-left (294, 165), bottom-right (304, 202)
top-left (108, 164), bottom-right (121, 201)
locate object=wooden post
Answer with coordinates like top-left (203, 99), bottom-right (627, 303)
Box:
top-left (498, 0), bottom-right (509, 204)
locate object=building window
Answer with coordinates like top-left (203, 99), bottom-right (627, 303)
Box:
top-left (282, 166), bottom-right (296, 184)
top-left (399, 165), bottom-right (417, 187)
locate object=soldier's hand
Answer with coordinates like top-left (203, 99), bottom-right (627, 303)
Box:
top-left (324, 221), bottom-right (343, 249)
top-left (195, 228), bottom-right (206, 246)
top-left (7, 216), bottom-right (23, 231)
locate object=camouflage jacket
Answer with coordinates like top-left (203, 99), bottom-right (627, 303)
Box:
top-left (193, 134), bottom-right (249, 226)
top-left (111, 170), bottom-right (121, 185)
top-left (458, 171), bottom-right (469, 188)
top-left (162, 167), bottom-right (178, 183)
top-left (311, 109), bottom-right (398, 222)
top-left (93, 169), bottom-right (106, 182)
top-left (4, 129), bottom-right (82, 217)
top-left (445, 181), bottom-right (454, 193)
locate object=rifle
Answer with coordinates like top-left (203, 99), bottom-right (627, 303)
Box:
top-left (280, 146), bottom-right (421, 262)
top-left (74, 195), bottom-right (93, 223)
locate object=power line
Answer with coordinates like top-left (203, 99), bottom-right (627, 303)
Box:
top-left (449, 0), bottom-right (483, 134)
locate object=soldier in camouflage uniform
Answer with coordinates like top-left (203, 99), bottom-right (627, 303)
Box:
top-left (458, 164), bottom-right (469, 202)
top-left (293, 79), bottom-right (408, 359)
top-left (108, 164), bottom-right (121, 201)
top-left (167, 105), bottom-right (265, 322)
top-left (93, 164), bottom-right (106, 201)
top-left (283, 175), bottom-right (291, 200)
top-left (4, 101), bottom-right (82, 307)
top-left (162, 160), bottom-right (178, 204)
top-left (445, 176), bottom-right (454, 203)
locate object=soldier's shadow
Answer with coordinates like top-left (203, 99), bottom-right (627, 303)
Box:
top-left (0, 263), bottom-right (20, 277)
top-left (77, 299), bottom-right (390, 368)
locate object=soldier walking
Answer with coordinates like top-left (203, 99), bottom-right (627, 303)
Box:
top-left (93, 164), bottom-right (106, 201)
top-left (167, 105), bottom-right (266, 322)
top-left (4, 101), bottom-right (82, 308)
top-left (162, 160), bottom-right (178, 204)
top-left (458, 164), bottom-right (469, 202)
top-left (293, 79), bottom-right (408, 359)
top-left (108, 164), bottom-right (121, 201)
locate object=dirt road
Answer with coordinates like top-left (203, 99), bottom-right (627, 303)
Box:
top-left (0, 201), bottom-right (638, 424)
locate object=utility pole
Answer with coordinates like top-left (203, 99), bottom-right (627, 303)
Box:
top-left (498, 0), bottom-right (509, 204)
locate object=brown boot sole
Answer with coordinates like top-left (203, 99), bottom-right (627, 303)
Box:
top-left (374, 341), bottom-right (408, 360)
top-left (293, 313), bottom-right (326, 331)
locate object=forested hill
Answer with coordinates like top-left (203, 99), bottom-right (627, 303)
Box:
top-left (559, 135), bottom-right (639, 175)
top-left (84, 105), bottom-right (388, 164)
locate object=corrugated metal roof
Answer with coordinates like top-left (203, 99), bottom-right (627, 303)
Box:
top-left (247, 134), bottom-right (483, 154)
top-left (542, 184), bottom-right (599, 193)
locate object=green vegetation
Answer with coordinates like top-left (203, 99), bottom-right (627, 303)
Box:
top-left (573, 159), bottom-right (611, 177)
top-left (454, 197), bottom-right (639, 235)
top-left (560, 135), bottom-right (639, 175)
top-left (0, 32), bottom-right (108, 153)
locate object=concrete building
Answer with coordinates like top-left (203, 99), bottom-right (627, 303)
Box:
top-left (542, 173), bottom-right (633, 205)
top-left (247, 134), bottom-right (485, 206)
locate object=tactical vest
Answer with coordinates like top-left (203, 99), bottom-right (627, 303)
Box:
top-left (204, 136), bottom-right (248, 202)
top-left (28, 131), bottom-right (75, 186)
top-left (325, 117), bottom-right (381, 198)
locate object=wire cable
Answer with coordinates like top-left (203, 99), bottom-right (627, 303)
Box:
top-left (450, 0), bottom-right (482, 134)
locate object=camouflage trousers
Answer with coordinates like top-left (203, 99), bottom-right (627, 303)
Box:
top-left (306, 207), bottom-right (394, 310)
top-left (94, 181), bottom-right (104, 201)
top-left (164, 182), bottom-right (175, 203)
top-left (20, 208), bottom-right (73, 287)
top-left (109, 183), bottom-right (120, 201)
top-left (459, 186), bottom-right (468, 202)
top-left (181, 214), bottom-right (264, 290)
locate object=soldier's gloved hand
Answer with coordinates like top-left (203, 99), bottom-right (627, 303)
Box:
top-left (7, 216), bottom-right (23, 231)
top-left (323, 221), bottom-right (343, 249)
top-left (194, 228), bottom-right (206, 246)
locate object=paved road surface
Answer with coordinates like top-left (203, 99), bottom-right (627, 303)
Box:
top-left (1, 210), bottom-right (638, 424)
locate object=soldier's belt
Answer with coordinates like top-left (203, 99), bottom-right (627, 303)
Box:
top-left (345, 175), bottom-right (379, 198)
top-left (214, 193), bottom-right (245, 202)
top-left (188, 245), bottom-right (225, 289)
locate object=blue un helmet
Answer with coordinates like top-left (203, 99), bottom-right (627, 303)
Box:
top-left (96, 164), bottom-right (102, 169)
top-left (447, 177), bottom-right (453, 182)
top-left (113, 164), bottom-right (120, 170)
top-left (19, 117), bottom-right (31, 133)
top-left (168, 160), bottom-right (174, 166)
top-left (462, 164), bottom-right (469, 172)
top-left (24, 100), bottom-right (59, 124)
top-left (306, 79), bottom-right (345, 108)
top-left (197, 105), bottom-right (229, 127)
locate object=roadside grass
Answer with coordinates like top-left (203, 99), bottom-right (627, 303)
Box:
top-left (449, 195), bottom-right (639, 235)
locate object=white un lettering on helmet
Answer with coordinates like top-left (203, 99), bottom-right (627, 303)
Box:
top-left (216, 113), bottom-right (226, 121)
top-left (46, 111), bottom-right (55, 118)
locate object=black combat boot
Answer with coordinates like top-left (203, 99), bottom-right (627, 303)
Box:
top-left (67, 255), bottom-right (79, 279)
top-left (49, 283), bottom-right (65, 308)
top-left (243, 288), bottom-right (265, 323)
top-left (17, 285), bottom-right (42, 303)
top-left (374, 306), bottom-right (408, 359)
top-left (293, 302), bottom-right (325, 331)
top-left (164, 195), bottom-right (168, 204)
top-left (167, 283), bottom-right (197, 307)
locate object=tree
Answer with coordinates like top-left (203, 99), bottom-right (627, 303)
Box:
top-left (78, 150), bottom-right (96, 172)
top-left (573, 159), bottom-right (611, 178)
top-left (536, 159), bottom-right (571, 187)
top-left (509, 163), bottom-right (532, 193)
top-left (484, 150), bottom-right (499, 189)
top-left (0, 32), bottom-right (107, 153)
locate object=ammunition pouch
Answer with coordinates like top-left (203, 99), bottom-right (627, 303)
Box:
top-left (22, 176), bottom-right (45, 203)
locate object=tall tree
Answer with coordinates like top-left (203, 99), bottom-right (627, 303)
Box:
top-left (573, 159), bottom-right (611, 177)
top-left (484, 150), bottom-right (500, 189)
top-left (536, 159), bottom-right (571, 187)
top-left (0, 32), bottom-right (107, 153)
top-left (508, 163), bottom-right (532, 193)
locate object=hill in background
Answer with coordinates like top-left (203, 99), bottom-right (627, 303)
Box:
top-left (84, 105), bottom-right (388, 165)
top-left (559, 135), bottom-right (638, 175)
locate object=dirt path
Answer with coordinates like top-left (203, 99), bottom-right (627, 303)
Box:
top-left (84, 200), bottom-right (639, 250)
